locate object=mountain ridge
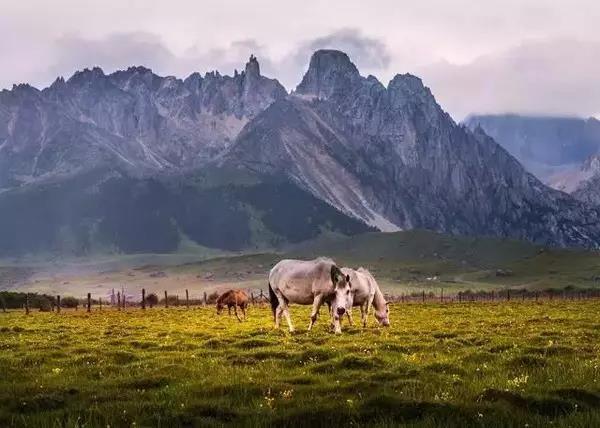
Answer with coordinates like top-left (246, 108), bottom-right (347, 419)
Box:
top-left (2, 50), bottom-right (600, 255)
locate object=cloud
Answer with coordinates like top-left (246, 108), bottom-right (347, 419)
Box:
top-left (24, 33), bottom-right (276, 87)
top-left (418, 39), bottom-right (600, 121)
top-left (17, 29), bottom-right (391, 93)
top-left (48, 32), bottom-right (176, 79)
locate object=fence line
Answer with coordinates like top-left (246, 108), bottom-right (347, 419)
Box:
top-left (2, 287), bottom-right (599, 313)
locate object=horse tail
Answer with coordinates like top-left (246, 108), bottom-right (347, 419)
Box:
top-left (268, 282), bottom-right (278, 322)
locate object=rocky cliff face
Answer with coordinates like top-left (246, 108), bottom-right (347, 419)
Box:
top-left (570, 154), bottom-right (600, 206)
top-left (0, 57), bottom-right (286, 189)
top-left (225, 50), bottom-right (600, 248)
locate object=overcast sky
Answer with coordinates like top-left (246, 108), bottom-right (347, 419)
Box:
top-left (1, 0), bottom-right (599, 120)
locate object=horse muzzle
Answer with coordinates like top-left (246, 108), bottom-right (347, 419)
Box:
top-left (336, 307), bottom-right (346, 316)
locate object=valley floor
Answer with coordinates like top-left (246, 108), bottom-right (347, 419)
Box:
top-left (0, 301), bottom-right (599, 427)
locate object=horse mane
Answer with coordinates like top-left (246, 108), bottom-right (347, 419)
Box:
top-left (216, 290), bottom-right (233, 303)
top-left (357, 267), bottom-right (370, 275)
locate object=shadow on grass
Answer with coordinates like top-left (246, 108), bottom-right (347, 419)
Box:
top-left (478, 388), bottom-right (574, 416)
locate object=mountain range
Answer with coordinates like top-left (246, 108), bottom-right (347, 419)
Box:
top-left (2, 50), bottom-right (600, 257)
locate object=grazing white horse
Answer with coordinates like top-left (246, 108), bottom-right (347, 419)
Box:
top-left (268, 257), bottom-right (353, 333)
top-left (339, 267), bottom-right (390, 327)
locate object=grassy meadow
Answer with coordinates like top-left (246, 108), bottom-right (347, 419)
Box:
top-left (1, 300), bottom-right (599, 427)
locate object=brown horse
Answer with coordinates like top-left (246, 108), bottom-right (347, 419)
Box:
top-left (216, 290), bottom-right (248, 322)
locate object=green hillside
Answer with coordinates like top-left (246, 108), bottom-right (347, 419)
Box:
top-left (163, 230), bottom-right (600, 293)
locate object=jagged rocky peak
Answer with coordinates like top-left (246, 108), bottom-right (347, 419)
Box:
top-left (582, 153), bottom-right (600, 173)
top-left (68, 66), bottom-right (106, 83)
top-left (387, 73), bottom-right (440, 115)
top-left (296, 49), bottom-right (361, 99)
top-left (244, 54), bottom-right (260, 77)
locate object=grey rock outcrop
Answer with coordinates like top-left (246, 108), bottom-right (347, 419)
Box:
top-left (0, 57), bottom-right (286, 189)
top-left (225, 50), bottom-right (600, 248)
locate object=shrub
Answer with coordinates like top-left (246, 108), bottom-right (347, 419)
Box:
top-left (61, 296), bottom-right (79, 309)
top-left (145, 293), bottom-right (159, 308)
top-left (207, 291), bottom-right (219, 304)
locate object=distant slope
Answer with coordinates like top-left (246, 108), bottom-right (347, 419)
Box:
top-left (464, 114), bottom-right (600, 184)
top-left (289, 230), bottom-right (600, 291)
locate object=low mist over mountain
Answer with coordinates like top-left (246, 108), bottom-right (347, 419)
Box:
top-left (464, 114), bottom-right (600, 186)
top-left (2, 50), bottom-right (600, 256)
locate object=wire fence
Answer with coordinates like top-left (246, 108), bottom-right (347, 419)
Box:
top-left (2, 286), bottom-right (599, 314)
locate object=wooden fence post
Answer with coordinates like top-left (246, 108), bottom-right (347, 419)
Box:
top-left (522, 291), bottom-right (526, 302)
top-left (56, 295), bottom-right (61, 313)
top-left (176, 295), bottom-right (179, 307)
top-left (142, 289), bottom-right (146, 310)
top-left (440, 288), bottom-right (443, 303)
top-left (422, 290), bottom-right (425, 303)
top-left (25, 293), bottom-right (30, 315)
top-left (458, 292), bottom-right (462, 303)
top-left (186, 289), bottom-right (189, 309)
top-left (506, 289), bottom-right (510, 301)
top-left (164, 291), bottom-right (168, 308)
top-left (535, 291), bottom-right (539, 302)
top-left (203, 292), bottom-right (207, 306)
top-left (99, 298), bottom-right (102, 311)
top-left (251, 292), bottom-right (255, 305)
top-left (87, 293), bottom-right (91, 313)
top-left (117, 292), bottom-right (121, 310)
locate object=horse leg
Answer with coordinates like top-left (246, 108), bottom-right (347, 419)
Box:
top-left (228, 305), bottom-right (232, 316)
top-left (273, 290), bottom-right (287, 329)
top-left (366, 295), bottom-right (374, 325)
top-left (360, 303), bottom-right (368, 327)
top-left (332, 314), bottom-right (342, 334)
top-left (347, 308), bottom-right (354, 326)
top-left (234, 304), bottom-right (242, 322)
top-left (275, 305), bottom-right (284, 329)
top-left (241, 304), bottom-right (247, 320)
top-left (308, 294), bottom-right (324, 331)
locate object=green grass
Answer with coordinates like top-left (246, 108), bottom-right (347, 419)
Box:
top-left (1, 301), bottom-right (599, 427)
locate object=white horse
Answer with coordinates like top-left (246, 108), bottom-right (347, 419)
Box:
top-left (338, 267), bottom-right (390, 327)
top-left (268, 257), bottom-right (353, 333)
